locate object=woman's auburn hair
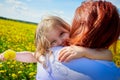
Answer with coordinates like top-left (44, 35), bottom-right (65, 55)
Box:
top-left (69, 1), bottom-right (120, 50)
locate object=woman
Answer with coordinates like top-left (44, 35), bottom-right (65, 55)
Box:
top-left (43, 0), bottom-right (120, 80)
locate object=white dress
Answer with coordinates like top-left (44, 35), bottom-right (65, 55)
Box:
top-left (36, 46), bottom-right (92, 80)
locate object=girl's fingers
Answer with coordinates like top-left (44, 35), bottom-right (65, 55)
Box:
top-left (59, 49), bottom-right (66, 57)
top-left (59, 52), bottom-right (71, 62)
top-left (64, 54), bottom-right (74, 62)
top-left (58, 47), bottom-right (74, 62)
top-left (58, 48), bottom-right (68, 60)
top-left (59, 48), bottom-right (67, 53)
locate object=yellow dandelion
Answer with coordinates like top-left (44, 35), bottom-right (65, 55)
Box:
top-left (113, 55), bottom-right (120, 62)
top-left (29, 64), bottom-right (33, 67)
top-left (0, 64), bottom-right (3, 68)
top-left (20, 65), bottom-right (24, 69)
top-left (18, 71), bottom-right (22, 74)
top-left (12, 73), bottom-right (17, 78)
top-left (0, 70), bottom-right (6, 73)
top-left (4, 49), bottom-right (16, 60)
top-left (29, 72), bottom-right (36, 77)
top-left (7, 62), bottom-right (11, 64)
top-left (115, 60), bottom-right (120, 68)
top-left (10, 65), bottom-right (14, 68)
top-left (12, 60), bottom-right (16, 64)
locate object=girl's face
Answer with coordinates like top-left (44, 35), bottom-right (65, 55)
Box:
top-left (46, 25), bottom-right (70, 47)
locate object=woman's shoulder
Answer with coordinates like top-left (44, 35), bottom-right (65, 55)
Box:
top-left (62, 58), bottom-right (120, 80)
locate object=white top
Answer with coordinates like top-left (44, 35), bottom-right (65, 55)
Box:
top-left (36, 46), bottom-right (92, 80)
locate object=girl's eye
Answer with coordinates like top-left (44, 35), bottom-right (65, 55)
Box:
top-left (60, 32), bottom-right (65, 37)
top-left (51, 40), bottom-right (57, 46)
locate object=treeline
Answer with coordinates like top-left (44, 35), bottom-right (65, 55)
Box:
top-left (0, 16), bottom-right (37, 25)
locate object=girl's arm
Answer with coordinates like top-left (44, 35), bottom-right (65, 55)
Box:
top-left (16, 51), bottom-right (37, 63)
top-left (58, 45), bottom-right (112, 62)
top-left (0, 51), bottom-right (37, 63)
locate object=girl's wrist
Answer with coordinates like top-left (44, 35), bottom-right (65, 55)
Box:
top-left (71, 45), bottom-right (85, 58)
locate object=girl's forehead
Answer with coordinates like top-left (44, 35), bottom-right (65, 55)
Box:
top-left (46, 24), bottom-right (69, 33)
top-left (53, 25), bottom-right (68, 30)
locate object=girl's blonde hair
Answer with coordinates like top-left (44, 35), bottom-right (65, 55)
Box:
top-left (35, 15), bottom-right (70, 61)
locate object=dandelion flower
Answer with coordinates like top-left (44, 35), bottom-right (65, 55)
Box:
top-left (12, 73), bottom-right (17, 78)
top-left (18, 71), bottom-right (22, 74)
top-left (0, 70), bottom-right (6, 73)
top-left (4, 49), bottom-right (16, 60)
top-left (29, 72), bottom-right (36, 78)
top-left (115, 60), bottom-right (120, 68)
top-left (7, 62), bottom-right (11, 64)
top-left (113, 55), bottom-right (120, 67)
top-left (0, 64), bottom-right (3, 68)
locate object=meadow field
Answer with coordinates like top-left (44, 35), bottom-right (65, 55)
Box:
top-left (0, 18), bottom-right (120, 80)
top-left (0, 19), bottom-right (37, 80)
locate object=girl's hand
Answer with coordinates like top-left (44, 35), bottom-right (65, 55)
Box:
top-left (58, 46), bottom-right (85, 62)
